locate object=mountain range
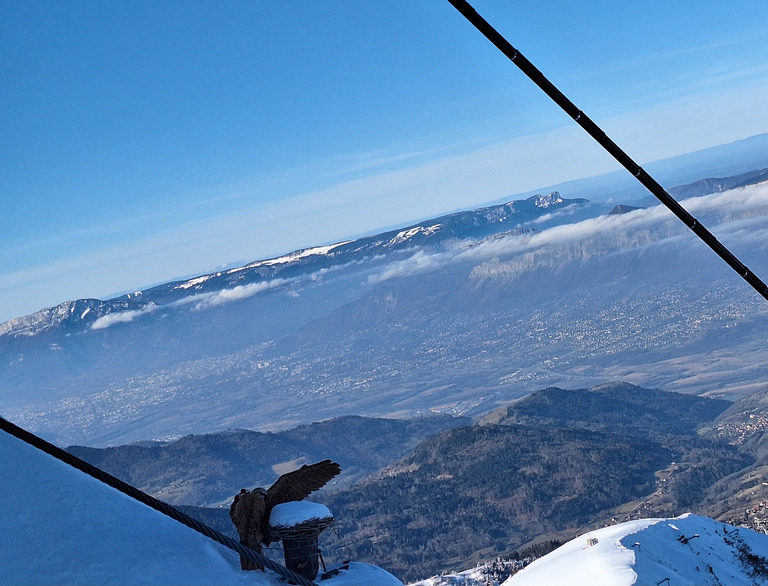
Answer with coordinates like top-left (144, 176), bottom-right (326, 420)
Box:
top-left (2, 164), bottom-right (768, 446)
top-left (0, 191), bottom-right (584, 337)
top-left (3, 134), bottom-right (768, 582)
top-left (66, 413), bottom-right (469, 506)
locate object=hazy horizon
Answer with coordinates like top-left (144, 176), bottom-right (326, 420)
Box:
top-left (3, 2), bottom-right (768, 323)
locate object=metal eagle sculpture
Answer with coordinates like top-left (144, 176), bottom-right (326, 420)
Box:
top-left (229, 459), bottom-right (341, 570)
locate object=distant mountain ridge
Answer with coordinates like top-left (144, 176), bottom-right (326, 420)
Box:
top-left (0, 192), bottom-right (584, 338)
top-left (6, 161), bottom-right (766, 339)
top-left (479, 382), bottom-right (731, 436)
top-left (529, 133), bottom-right (768, 205)
top-left (664, 167), bottom-right (768, 202)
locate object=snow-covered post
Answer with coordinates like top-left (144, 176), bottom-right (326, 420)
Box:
top-left (269, 501), bottom-right (335, 580)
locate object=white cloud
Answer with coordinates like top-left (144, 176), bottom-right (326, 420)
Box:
top-left (366, 250), bottom-right (454, 286)
top-left (172, 279), bottom-right (290, 312)
top-left (87, 279), bottom-right (291, 330)
top-left (91, 303), bottom-right (159, 330)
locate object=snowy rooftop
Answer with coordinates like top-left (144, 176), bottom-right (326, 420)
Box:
top-left (0, 430), bottom-right (401, 585)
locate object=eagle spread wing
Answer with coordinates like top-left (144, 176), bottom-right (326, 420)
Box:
top-left (266, 459), bottom-right (341, 509)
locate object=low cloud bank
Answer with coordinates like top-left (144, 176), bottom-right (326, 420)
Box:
top-left (365, 184), bottom-right (768, 286)
top-left (89, 280), bottom-right (292, 330)
top-left (366, 250), bottom-right (454, 286)
top-left (91, 303), bottom-right (159, 330)
top-left (172, 279), bottom-right (290, 312)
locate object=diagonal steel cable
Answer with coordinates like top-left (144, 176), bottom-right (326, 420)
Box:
top-left (446, 0), bottom-right (768, 303)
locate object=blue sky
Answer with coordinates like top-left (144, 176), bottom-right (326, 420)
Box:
top-left (2, 0), bottom-right (768, 323)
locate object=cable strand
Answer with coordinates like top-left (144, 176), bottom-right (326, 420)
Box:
top-left (445, 0), bottom-right (768, 303)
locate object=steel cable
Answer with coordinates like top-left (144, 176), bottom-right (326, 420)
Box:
top-left (446, 0), bottom-right (768, 303)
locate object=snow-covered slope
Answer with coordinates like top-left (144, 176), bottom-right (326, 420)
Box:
top-left (506, 514), bottom-right (768, 586)
top-left (0, 430), bottom-right (401, 585)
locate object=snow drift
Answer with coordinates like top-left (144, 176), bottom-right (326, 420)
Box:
top-left (506, 513), bottom-right (768, 586)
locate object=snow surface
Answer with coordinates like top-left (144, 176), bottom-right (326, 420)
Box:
top-left (407, 561), bottom-right (523, 586)
top-left (0, 431), bottom-right (401, 585)
top-left (270, 501), bottom-right (333, 528)
top-left (506, 513), bottom-right (768, 586)
top-left (238, 242), bottom-right (352, 269)
top-left (388, 224), bottom-right (441, 246)
top-left (175, 274), bottom-right (215, 289)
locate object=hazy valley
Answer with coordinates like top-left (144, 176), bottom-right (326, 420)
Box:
top-left (2, 159), bottom-right (768, 447)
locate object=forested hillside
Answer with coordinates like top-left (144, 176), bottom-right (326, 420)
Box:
top-left (319, 397), bottom-right (746, 580)
top-left (67, 414), bottom-right (468, 506)
top-left (68, 382), bottom-right (753, 581)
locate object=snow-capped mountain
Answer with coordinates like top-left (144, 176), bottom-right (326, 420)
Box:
top-left (0, 427), bottom-right (401, 585)
top-left (0, 192), bottom-right (587, 338)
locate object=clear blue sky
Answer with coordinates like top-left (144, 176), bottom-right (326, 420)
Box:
top-left (2, 0), bottom-right (768, 323)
